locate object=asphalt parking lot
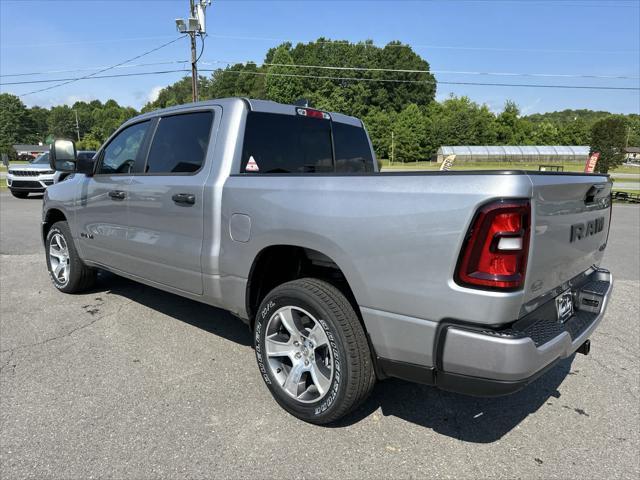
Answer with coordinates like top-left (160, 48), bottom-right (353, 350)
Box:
top-left (1, 192), bottom-right (638, 479)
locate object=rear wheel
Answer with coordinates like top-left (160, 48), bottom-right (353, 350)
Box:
top-left (45, 221), bottom-right (96, 293)
top-left (10, 190), bottom-right (28, 199)
top-left (254, 278), bottom-right (375, 424)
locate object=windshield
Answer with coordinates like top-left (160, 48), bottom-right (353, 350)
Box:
top-left (32, 153), bottom-right (50, 165)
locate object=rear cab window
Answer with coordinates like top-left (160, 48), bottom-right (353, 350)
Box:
top-left (241, 111), bottom-right (374, 174)
top-left (333, 122), bottom-right (374, 173)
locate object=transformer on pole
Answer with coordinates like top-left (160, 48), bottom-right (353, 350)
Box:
top-left (175, 0), bottom-right (211, 102)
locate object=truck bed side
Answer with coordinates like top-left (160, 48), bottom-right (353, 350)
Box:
top-left (219, 172), bottom-right (536, 363)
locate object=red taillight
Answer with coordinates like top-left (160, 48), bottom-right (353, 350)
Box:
top-left (456, 200), bottom-right (531, 290)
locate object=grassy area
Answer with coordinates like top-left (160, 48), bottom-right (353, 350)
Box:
top-left (612, 176), bottom-right (640, 183)
top-left (380, 159), bottom-right (640, 174)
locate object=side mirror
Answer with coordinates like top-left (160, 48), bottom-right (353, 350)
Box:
top-left (49, 139), bottom-right (77, 172)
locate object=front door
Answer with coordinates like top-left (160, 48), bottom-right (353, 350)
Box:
top-left (76, 120), bottom-right (152, 273)
top-left (125, 110), bottom-right (216, 295)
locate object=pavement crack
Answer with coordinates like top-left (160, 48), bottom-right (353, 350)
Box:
top-left (0, 299), bottom-right (133, 359)
top-left (589, 357), bottom-right (639, 400)
top-left (0, 350), bottom-right (15, 374)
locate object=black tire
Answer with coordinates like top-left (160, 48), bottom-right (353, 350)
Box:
top-left (10, 190), bottom-right (28, 199)
top-left (45, 221), bottom-right (96, 293)
top-left (254, 278), bottom-right (375, 424)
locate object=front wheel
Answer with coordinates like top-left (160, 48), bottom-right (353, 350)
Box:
top-left (45, 221), bottom-right (96, 293)
top-left (254, 278), bottom-right (375, 424)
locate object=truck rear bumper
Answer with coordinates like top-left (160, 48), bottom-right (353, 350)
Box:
top-left (376, 268), bottom-right (613, 396)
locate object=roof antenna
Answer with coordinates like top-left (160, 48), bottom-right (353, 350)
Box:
top-left (294, 98), bottom-right (313, 108)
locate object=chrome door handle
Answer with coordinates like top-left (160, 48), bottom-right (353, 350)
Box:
top-left (108, 190), bottom-right (126, 200)
top-left (172, 193), bottom-right (195, 205)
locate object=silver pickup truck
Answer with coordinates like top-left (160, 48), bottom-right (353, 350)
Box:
top-left (43, 98), bottom-right (613, 424)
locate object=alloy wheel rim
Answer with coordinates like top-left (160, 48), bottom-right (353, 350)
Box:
top-left (264, 306), bottom-right (334, 404)
top-left (49, 233), bottom-right (70, 285)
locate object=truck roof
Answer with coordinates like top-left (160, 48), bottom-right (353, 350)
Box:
top-left (130, 97), bottom-right (363, 128)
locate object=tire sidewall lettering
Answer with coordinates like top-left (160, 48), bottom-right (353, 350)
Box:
top-left (314, 318), bottom-right (341, 415)
top-left (254, 318), bottom-right (271, 385)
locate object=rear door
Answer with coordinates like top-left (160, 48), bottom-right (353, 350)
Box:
top-left (76, 120), bottom-right (151, 272)
top-left (124, 109), bottom-right (216, 295)
top-left (525, 173), bottom-right (612, 302)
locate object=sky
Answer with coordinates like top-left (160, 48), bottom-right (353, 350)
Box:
top-left (1, 0), bottom-right (639, 115)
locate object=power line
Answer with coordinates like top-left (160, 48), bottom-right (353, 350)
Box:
top-left (2, 70), bottom-right (191, 87)
top-left (4, 59), bottom-right (637, 81)
top-left (201, 69), bottom-right (640, 91)
top-left (16, 36), bottom-right (187, 97)
top-left (200, 60), bottom-right (640, 80)
top-left (4, 68), bottom-right (638, 93)
top-left (0, 61), bottom-right (190, 78)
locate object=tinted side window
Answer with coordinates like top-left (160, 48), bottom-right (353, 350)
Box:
top-left (77, 152), bottom-right (95, 161)
top-left (99, 121), bottom-right (150, 174)
top-left (145, 111), bottom-right (213, 174)
top-left (333, 122), bottom-right (374, 173)
top-left (241, 112), bottom-right (333, 173)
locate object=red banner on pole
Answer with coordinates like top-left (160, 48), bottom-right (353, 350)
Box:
top-left (585, 152), bottom-right (600, 173)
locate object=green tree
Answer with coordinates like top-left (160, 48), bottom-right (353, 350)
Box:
top-left (90, 100), bottom-right (137, 142)
top-left (265, 45), bottom-right (304, 104)
top-left (72, 101), bottom-right (98, 138)
top-left (393, 104), bottom-right (424, 162)
top-left (530, 121), bottom-right (559, 144)
top-left (363, 108), bottom-right (396, 159)
top-left (76, 132), bottom-right (102, 151)
top-left (558, 119), bottom-right (590, 145)
top-left (47, 105), bottom-right (76, 139)
top-left (423, 96), bottom-right (498, 156)
top-left (373, 41), bottom-right (436, 113)
top-left (27, 106), bottom-right (50, 143)
top-left (627, 116), bottom-right (640, 147)
top-left (525, 108), bottom-right (615, 126)
top-left (0, 94), bottom-right (32, 156)
top-left (193, 37), bottom-right (436, 120)
top-left (496, 101), bottom-right (528, 144)
top-left (142, 77), bottom-right (193, 112)
top-left (590, 116), bottom-right (628, 173)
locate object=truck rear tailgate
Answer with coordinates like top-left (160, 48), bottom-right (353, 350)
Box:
top-left (525, 173), bottom-right (612, 303)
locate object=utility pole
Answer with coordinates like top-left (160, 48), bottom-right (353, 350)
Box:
top-left (176, 0), bottom-right (210, 103)
top-left (391, 131), bottom-right (394, 165)
top-left (74, 109), bottom-right (80, 141)
top-left (189, 0), bottom-right (198, 102)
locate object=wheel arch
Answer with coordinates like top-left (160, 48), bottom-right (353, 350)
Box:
top-left (42, 208), bottom-right (68, 244)
top-left (245, 245), bottom-right (363, 330)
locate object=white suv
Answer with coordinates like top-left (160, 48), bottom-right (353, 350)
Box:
top-left (7, 151), bottom-right (95, 198)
